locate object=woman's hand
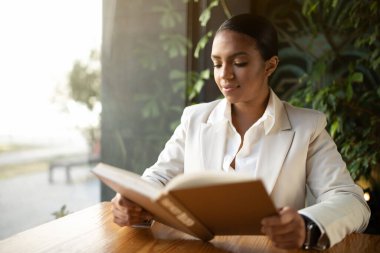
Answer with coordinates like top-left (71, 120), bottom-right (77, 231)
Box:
top-left (111, 193), bottom-right (153, 227)
top-left (261, 206), bottom-right (305, 249)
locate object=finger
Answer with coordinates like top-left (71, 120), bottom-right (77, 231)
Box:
top-left (263, 222), bottom-right (305, 249)
top-left (273, 231), bottom-right (304, 249)
top-left (141, 210), bottom-right (154, 220)
top-left (119, 196), bottom-right (141, 209)
top-left (114, 207), bottom-right (152, 223)
top-left (114, 206), bottom-right (145, 219)
top-left (112, 206), bottom-right (127, 216)
top-left (262, 207), bottom-right (297, 226)
top-left (261, 215), bottom-right (281, 227)
top-left (271, 228), bottom-right (303, 243)
top-left (278, 206), bottom-right (297, 224)
top-left (113, 196), bottom-right (144, 215)
top-left (112, 204), bottom-right (138, 220)
top-left (262, 220), bottom-right (298, 237)
top-left (261, 208), bottom-right (305, 244)
top-left (114, 216), bottom-right (129, 226)
top-left (113, 211), bottom-right (146, 226)
top-left (111, 193), bottom-right (121, 207)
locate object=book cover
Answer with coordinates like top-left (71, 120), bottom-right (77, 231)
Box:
top-left (92, 163), bottom-right (277, 241)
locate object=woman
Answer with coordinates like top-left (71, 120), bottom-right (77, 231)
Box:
top-left (112, 14), bottom-right (370, 250)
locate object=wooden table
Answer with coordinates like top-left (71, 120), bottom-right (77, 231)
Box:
top-left (0, 202), bottom-right (379, 253)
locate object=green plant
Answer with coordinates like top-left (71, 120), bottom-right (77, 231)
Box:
top-left (285, 0), bottom-right (380, 233)
top-left (68, 50), bottom-right (101, 111)
top-left (123, 0), bottom-right (234, 170)
top-left (66, 50), bottom-right (101, 149)
top-left (52, 205), bottom-right (70, 219)
top-left (188, 0), bottom-right (232, 104)
top-left (115, 0), bottom-right (191, 171)
top-left (284, 0), bottom-right (380, 182)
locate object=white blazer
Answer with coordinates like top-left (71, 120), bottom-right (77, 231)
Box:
top-left (143, 90), bottom-right (370, 247)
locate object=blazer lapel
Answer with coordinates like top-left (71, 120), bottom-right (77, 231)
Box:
top-left (200, 120), bottom-right (228, 170)
top-left (256, 91), bottom-right (295, 194)
top-left (256, 130), bottom-right (294, 194)
top-left (199, 100), bottom-right (229, 171)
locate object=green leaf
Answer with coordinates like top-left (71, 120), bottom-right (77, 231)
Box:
top-left (52, 205), bottom-right (70, 219)
top-left (199, 69), bottom-right (210, 79)
top-left (330, 120), bottom-right (340, 138)
top-left (186, 68), bottom-right (211, 101)
top-left (302, 0), bottom-right (319, 16)
top-left (189, 79), bottom-right (205, 100)
top-left (346, 83), bottom-right (353, 101)
top-left (199, 9), bottom-right (211, 27)
top-left (351, 72), bottom-right (363, 83)
top-left (194, 31), bottom-right (213, 58)
top-left (199, 0), bottom-right (219, 27)
top-left (152, 1), bottom-right (183, 29)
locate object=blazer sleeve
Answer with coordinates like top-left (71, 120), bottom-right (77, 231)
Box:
top-left (141, 107), bottom-right (190, 186)
top-left (298, 113), bottom-right (371, 248)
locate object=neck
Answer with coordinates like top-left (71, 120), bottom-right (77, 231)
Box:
top-left (231, 88), bottom-right (270, 136)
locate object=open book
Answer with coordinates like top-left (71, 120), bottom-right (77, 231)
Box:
top-left (92, 163), bottom-right (277, 241)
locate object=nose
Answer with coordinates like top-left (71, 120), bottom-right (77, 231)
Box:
top-left (220, 65), bottom-right (234, 80)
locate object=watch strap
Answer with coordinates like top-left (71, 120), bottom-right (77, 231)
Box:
top-left (302, 215), bottom-right (322, 250)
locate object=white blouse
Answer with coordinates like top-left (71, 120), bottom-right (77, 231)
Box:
top-left (222, 92), bottom-right (275, 175)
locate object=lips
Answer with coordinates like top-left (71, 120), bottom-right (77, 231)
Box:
top-left (221, 85), bottom-right (240, 92)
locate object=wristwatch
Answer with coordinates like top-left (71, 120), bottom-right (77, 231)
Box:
top-left (302, 216), bottom-right (322, 250)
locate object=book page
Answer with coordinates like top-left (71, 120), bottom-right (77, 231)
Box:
top-left (165, 171), bottom-right (256, 191)
top-left (92, 163), bottom-right (211, 239)
top-left (92, 163), bottom-right (162, 200)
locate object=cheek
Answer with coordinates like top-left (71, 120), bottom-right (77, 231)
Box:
top-left (213, 70), bottom-right (220, 85)
top-left (235, 68), bottom-right (251, 82)
top-left (237, 67), bottom-right (265, 83)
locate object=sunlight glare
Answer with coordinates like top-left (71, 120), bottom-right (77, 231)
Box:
top-left (0, 0), bottom-right (101, 147)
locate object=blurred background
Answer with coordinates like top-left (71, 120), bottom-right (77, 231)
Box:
top-left (0, 0), bottom-right (101, 239)
top-left (0, 0), bottom-right (379, 240)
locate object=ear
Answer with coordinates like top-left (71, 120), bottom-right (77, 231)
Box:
top-left (265, 56), bottom-right (279, 77)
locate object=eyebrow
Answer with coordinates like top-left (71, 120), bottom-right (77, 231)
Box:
top-left (211, 51), bottom-right (249, 60)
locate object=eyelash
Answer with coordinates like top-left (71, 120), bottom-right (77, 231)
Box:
top-left (234, 62), bottom-right (247, 67)
top-left (212, 62), bottom-right (248, 68)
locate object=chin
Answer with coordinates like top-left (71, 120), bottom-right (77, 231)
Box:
top-left (223, 96), bottom-right (239, 104)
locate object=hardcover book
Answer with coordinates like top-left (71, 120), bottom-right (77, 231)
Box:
top-left (92, 163), bottom-right (277, 241)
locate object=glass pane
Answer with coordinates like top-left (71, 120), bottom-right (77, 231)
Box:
top-left (101, 0), bottom-right (188, 200)
top-left (0, 0), bottom-right (102, 239)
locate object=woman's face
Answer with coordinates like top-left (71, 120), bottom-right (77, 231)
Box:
top-left (211, 30), bottom-right (274, 106)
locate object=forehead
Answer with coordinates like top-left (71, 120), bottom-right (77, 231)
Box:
top-left (211, 30), bottom-right (258, 57)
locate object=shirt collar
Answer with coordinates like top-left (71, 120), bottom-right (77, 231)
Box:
top-left (223, 89), bottom-right (276, 135)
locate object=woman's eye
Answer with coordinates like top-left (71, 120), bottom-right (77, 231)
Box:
top-left (234, 62), bottom-right (247, 67)
top-left (213, 63), bottom-right (222, 68)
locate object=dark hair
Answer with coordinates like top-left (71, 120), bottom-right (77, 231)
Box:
top-left (216, 13), bottom-right (278, 60)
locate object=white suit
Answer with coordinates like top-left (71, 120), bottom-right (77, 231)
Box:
top-left (142, 90), bottom-right (370, 248)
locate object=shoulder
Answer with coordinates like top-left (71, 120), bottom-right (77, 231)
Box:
top-left (284, 102), bottom-right (325, 121)
top-left (184, 99), bottom-right (222, 113)
top-left (182, 99), bottom-right (224, 122)
top-left (282, 101), bottom-right (327, 134)
top-left (270, 90), bottom-right (326, 133)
